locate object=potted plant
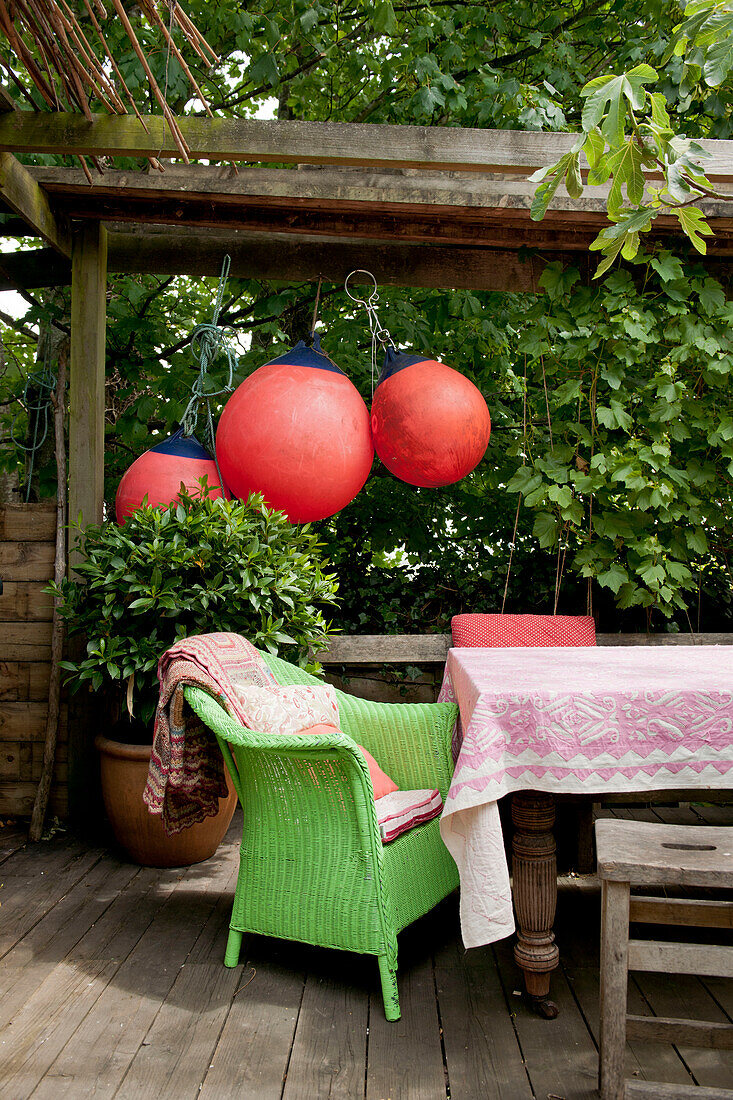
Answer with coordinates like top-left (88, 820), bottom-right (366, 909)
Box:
top-left (50, 486), bottom-right (339, 865)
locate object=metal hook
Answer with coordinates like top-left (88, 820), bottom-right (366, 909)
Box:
top-left (344, 269), bottom-right (379, 308)
top-left (344, 269), bottom-right (395, 352)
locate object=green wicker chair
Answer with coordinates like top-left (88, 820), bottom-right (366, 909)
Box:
top-left (183, 650), bottom-right (459, 1021)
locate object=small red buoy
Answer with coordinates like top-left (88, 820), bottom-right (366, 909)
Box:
top-left (115, 429), bottom-right (227, 524)
top-left (371, 349), bottom-right (491, 487)
top-left (216, 337), bottom-right (373, 523)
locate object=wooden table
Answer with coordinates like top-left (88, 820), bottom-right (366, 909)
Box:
top-left (438, 645), bottom-right (733, 1017)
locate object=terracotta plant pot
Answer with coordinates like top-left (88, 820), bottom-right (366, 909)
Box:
top-left (95, 734), bottom-right (237, 867)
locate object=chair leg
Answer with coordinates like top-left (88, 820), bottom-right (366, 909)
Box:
top-left (224, 927), bottom-right (244, 967)
top-left (378, 954), bottom-right (401, 1022)
top-left (599, 879), bottom-right (630, 1100)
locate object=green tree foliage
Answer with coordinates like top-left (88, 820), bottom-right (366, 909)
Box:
top-left (531, 2), bottom-right (733, 273)
top-left (2, 1), bottom-right (733, 632)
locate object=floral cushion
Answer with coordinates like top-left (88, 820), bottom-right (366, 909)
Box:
top-left (229, 681), bottom-right (339, 735)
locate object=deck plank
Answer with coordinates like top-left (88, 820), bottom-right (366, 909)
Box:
top-left (0, 820), bottom-right (27, 865)
top-left (0, 835), bottom-right (103, 958)
top-left (199, 936), bottom-right (306, 1100)
top-left (493, 936), bottom-right (600, 1100)
top-left (282, 950), bottom-right (370, 1100)
top-left (435, 937), bottom-right (533, 1099)
top-left (367, 957), bottom-right (446, 1100)
top-left (432, 894), bottom-right (532, 1100)
top-left (30, 849), bottom-right (236, 1099)
top-left (115, 865), bottom-right (239, 1100)
top-left (0, 804), bottom-right (729, 1099)
top-left (0, 861), bottom-right (187, 1098)
top-left (0, 853), bottom-right (140, 1032)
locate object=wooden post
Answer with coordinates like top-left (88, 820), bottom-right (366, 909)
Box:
top-left (599, 879), bottom-right (630, 1100)
top-left (511, 790), bottom-right (560, 1018)
top-left (69, 222), bottom-right (107, 534)
top-left (68, 221), bottom-right (107, 828)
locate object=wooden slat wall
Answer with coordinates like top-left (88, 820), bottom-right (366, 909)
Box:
top-left (0, 503), bottom-right (67, 818)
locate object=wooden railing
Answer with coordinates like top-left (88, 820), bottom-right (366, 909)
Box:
top-left (317, 632), bottom-right (733, 665)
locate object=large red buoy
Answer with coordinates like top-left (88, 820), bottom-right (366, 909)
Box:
top-left (216, 337), bottom-right (373, 523)
top-left (371, 349), bottom-right (491, 487)
top-left (115, 429), bottom-right (227, 524)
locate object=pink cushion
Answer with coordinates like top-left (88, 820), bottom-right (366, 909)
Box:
top-left (451, 613), bottom-right (596, 648)
top-left (376, 789), bottom-right (443, 843)
top-left (299, 724), bottom-right (398, 799)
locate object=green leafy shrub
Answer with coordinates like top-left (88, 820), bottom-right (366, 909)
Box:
top-left (51, 487), bottom-right (339, 726)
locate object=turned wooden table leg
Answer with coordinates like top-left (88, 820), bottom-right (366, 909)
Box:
top-left (511, 790), bottom-right (559, 1018)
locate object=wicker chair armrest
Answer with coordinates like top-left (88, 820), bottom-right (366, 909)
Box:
top-left (183, 684), bottom-right (378, 799)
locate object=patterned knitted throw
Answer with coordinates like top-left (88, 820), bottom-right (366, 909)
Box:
top-left (144, 632), bottom-right (275, 834)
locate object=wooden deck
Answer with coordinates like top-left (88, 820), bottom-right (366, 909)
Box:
top-left (1, 803), bottom-right (731, 1099)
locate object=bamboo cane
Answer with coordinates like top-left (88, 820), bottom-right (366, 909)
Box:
top-left (29, 341), bottom-right (67, 843)
top-left (2, 0), bottom-right (217, 163)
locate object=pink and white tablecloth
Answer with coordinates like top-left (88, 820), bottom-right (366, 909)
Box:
top-left (438, 646), bottom-right (733, 948)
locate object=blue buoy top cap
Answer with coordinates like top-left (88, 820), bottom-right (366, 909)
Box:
top-left (377, 347), bottom-right (428, 384)
top-left (150, 427), bottom-right (213, 460)
top-left (267, 335), bottom-right (345, 375)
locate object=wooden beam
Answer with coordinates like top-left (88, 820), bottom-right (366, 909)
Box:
top-left (0, 152), bottom-right (70, 255)
top-left (3, 111), bottom-right (733, 178)
top-left (31, 163), bottom-right (733, 254)
top-left (0, 86), bottom-right (16, 112)
top-left (67, 222), bottom-right (106, 828)
top-left (0, 247), bottom-right (71, 290)
top-left (69, 222), bottom-right (106, 532)
top-left (105, 224), bottom-right (590, 291)
top-left (34, 163), bottom-right (733, 220)
top-left (104, 224), bottom-right (733, 292)
top-left (1, 225), bottom-right (726, 299)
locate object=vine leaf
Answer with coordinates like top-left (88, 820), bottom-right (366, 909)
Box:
top-left (677, 206), bottom-right (714, 252)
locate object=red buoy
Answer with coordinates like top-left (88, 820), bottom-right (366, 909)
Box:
top-left (115, 429), bottom-right (227, 524)
top-left (216, 337), bottom-right (373, 523)
top-left (371, 350), bottom-right (491, 487)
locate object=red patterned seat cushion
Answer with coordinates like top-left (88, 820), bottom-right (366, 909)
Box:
top-left (451, 613), bottom-right (596, 648)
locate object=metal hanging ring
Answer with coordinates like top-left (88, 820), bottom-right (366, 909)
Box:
top-left (344, 269), bottom-right (379, 308)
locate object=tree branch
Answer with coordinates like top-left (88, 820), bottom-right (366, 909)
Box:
top-left (135, 274), bottom-right (175, 317)
top-left (0, 308), bottom-right (38, 340)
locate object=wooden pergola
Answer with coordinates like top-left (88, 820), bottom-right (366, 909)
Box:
top-left (1, 108), bottom-right (732, 534)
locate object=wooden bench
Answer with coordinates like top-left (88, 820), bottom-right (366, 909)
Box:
top-left (597, 818), bottom-right (733, 1099)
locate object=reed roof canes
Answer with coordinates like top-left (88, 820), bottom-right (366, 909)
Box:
top-left (0, 0), bottom-right (219, 171)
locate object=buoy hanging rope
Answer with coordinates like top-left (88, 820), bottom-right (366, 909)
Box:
top-left (344, 269), bottom-right (395, 397)
top-left (310, 275), bottom-right (324, 339)
top-left (11, 366), bottom-right (56, 502)
top-left (501, 356), bottom-right (528, 614)
top-left (180, 254), bottom-right (237, 495)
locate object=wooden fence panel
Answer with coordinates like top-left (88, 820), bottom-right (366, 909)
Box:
top-left (0, 504), bottom-right (67, 818)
